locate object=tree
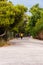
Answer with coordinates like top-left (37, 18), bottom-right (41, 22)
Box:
top-left (0, 0), bottom-right (28, 40)
top-left (28, 4), bottom-right (43, 39)
top-left (33, 14), bottom-right (43, 39)
top-left (10, 5), bottom-right (28, 29)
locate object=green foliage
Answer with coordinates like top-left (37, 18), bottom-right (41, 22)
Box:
top-left (0, 0), bottom-right (28, 35)
top-left (29, 4), bottom-right (41, 27)
top-left (0, 0), bottom-right (15, 27)
top-left (34, 15), bottom-right (43, 33)
top-left (28, 4), bottom-right (43, 38)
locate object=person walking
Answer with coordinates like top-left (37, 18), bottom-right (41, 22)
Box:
top-left (20, 33), bottom-right (23, 39)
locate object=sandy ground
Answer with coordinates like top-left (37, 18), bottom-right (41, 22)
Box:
top-left (0, 37), bottom-right (43, 65)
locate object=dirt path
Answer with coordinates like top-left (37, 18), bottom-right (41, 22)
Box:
top-left (0, 37), bottom-right (43, 65)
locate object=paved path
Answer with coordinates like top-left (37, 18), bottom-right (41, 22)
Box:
top-left (0, 37), bottom-right (43, 65)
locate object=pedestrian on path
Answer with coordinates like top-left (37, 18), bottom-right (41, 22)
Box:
top-left (20, 33), bottom-right (23, 39)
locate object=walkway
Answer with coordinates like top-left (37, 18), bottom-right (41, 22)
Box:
top-left (0, 37), bottom-right (43, 65)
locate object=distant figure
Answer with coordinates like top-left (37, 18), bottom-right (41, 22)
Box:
top-left (20, 33), bottom-right (23, 39)
top-left (15, 33), bottom-right (19, 38)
